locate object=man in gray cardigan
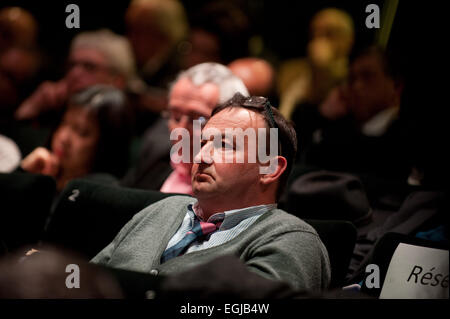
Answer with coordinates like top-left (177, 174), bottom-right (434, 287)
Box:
top-left (92, 93), bottom-right (331, 292)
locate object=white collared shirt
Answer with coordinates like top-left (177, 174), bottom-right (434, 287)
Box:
top-left (362, 106), bottom-right (400, 137)
top-left (164, 202), bottom-right (277, 256)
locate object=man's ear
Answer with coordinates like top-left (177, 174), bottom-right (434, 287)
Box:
top-left (260, 156), bottom-right (287, 186)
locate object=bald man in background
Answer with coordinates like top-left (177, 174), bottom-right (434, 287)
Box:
top-left (228, 58), bottom-right (275, 97)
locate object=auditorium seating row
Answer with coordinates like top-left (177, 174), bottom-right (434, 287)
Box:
top-left (0, 172), bottom-right (447, 298)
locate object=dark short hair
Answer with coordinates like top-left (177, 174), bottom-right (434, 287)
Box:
top-left (350, 45), bottom-right (404, 84)
top-left (68, 85), bottom-right (133, 178)
top-left (211, 92), bottom-right (298, 199)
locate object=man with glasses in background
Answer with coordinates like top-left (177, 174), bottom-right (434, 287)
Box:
top-left (122, 62), bottom-right (248, 194)
top-left (14, 29), bottom-right (135, 121)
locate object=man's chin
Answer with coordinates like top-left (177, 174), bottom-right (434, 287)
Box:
top-left (192, 183), bottom-right (215, 197)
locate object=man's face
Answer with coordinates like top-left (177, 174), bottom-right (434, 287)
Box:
top-left (348, 54), bottom-right (397, 122)
top-left (308, 11), bottom-right (353, 66)
top-left (168, 77), bottom-right (219, 142)
top-left (125, 4), bottom-right (169, 67)
top-left (191, 108), bottom-right (264, 200)
top-left (180, 28), bottom-right (221, 70)
top-left (65, 48), bottom-right (122, 94)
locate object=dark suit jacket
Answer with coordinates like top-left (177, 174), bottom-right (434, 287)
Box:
top-left (121, 118), bottom-right (173, 190)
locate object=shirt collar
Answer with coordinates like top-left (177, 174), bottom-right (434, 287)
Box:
top-left (189, 201), bottom-right (277, 230)
top-left (362, 106), bottom-right (399, 137)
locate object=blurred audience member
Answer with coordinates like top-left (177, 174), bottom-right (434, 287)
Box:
top-left (228, 57), bottom-right (275, 97)
top-left (0, 7), bottom-right (38, 52)
top-left (14, 29), bottom-right (135, 121)
top-left (291, 83), bottom-right (350, 163)
top-left (20, 85), bottom-right (132, 191)
top-left (0, 47), bottom-right (41, 118)
top-left (347, 47), bottom-right (403, 133)
top-left (122, 63), bottom-right (248, 193)
top-left (180, 0), bottom-right (251, 70)
top-left (126, 0), bottom-right (188, 87)
top-left (0, 246), bottom-right (123, 298)
top-left (278, 8), bottom-right (354, 120)
top-left (304, 46), bottom-right (409, 183)
top-left (124, 0), bottom-right (189, 128)
top-left (0, 7), bottom-right (42, 129)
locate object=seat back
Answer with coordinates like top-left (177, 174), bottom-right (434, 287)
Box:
top-left (304, 219), bottom-right (357, 288)
top-left (0, 172), bottom-right (56, 253)
top-left (43, 179), bottom-right (182, 258)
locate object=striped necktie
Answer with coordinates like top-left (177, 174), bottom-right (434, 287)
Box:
top-left (161, 216), bottom-right (222, 263)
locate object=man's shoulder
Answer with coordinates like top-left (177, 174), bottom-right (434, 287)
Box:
top-left (124, 195), bottom-right (196, 230)
top-left (145, 195), bottom-right (196, 211)
top-left (258, 207), bottom-right (319, 236)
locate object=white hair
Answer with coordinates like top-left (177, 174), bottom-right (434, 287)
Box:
top-left (174, 62), bottom-right (249, 104)
top-left (70, 29), bottom-right (136, 81)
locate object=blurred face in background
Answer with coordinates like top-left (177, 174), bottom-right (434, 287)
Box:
top-left (348, 53), bottom-right (398, 123)
top-left (308, 9), bottom-right (354, 67)
top-left (167, 77), bottom-right (219, 167)
top-left (180, 28), bottom-right (221, 69)
top-left (65, 48), bottom-right (124, 94)
top-left (51, 105), bottom-right (100, 177)
top-left (168, 77), bottom-right (219, 138)
top-left (125, 5), bottom-right (169, 67)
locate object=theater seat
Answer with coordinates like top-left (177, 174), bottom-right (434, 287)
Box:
top-left (0, 172), bottom-right (56, 254)
top-left (304, 219), bottom-right (357, 288)
top-left (42, 179), bottom-right (185, 258)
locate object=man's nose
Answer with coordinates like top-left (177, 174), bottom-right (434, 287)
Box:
top-left (65, 66), bottom-right (84, 86)
top-left (55, 127), bottom-right (71, 147)
top-left (194, 142), bottom-right (213, 164)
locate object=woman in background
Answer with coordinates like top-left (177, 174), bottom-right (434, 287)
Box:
top-left (20, 85), bottom-right (132, 191)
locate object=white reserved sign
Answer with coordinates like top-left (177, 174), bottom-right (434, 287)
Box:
top-left (380, 243), bottom-right (448, 299)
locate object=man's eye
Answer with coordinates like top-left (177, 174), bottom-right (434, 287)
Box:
top-left (75, 127), bottom-right (89, 137)
top-left (84, 62), bottom-right (98, 71)
top-left (222, 141), bottom-right (234, 150)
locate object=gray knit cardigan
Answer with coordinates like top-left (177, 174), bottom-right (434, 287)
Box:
top-left (91, 196), bottom-right (331, 291)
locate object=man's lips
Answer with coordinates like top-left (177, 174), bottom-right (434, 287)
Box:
top-left (194, 172), bottom-right (213, 182)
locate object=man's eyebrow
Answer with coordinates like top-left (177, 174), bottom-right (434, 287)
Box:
top-left (200, 133), bottom-right (229, 141)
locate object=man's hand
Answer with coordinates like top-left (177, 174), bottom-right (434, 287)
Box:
top-left (25, 248), bottom-right (40, 256)
top-left (21, 147), bottom-right (60, 177)
top-left (318, 85), bottom-right (349, 120)
top-left (14, 80), bottom-right (68, 120)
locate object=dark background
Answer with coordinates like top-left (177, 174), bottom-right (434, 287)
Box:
top-left (0, 0), bottom-right (423, 78)
top-left (1, 0), bottom-right (445, 177)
